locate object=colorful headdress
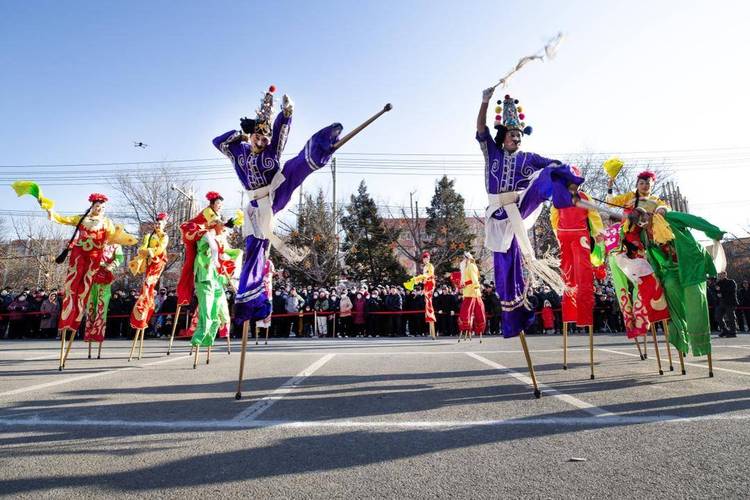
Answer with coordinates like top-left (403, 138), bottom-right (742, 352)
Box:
top-left (240, 86), bottom-right (276, 138)
top-left (88, 193), bottom-right (108, 203)
top-left (421, 251), bottom-right (431, 259)
top-left (494, 94), bottom-right (532, 135)
top-left (206, 191), bottom-right (223, 202)
top-left (156, 212), bottom-right (168, 221)
top-left (637, 170), bottom-right (656, 181)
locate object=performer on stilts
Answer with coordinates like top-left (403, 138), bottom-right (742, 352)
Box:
top-left (404, 251), bottom-right (437, 339)
top-left (606, 169), bottom-right (672, 374)
top-left (127, 213), bottom-right (170, 361)
top-left (477, 87), bottom-right (582, 398)
top-left (216, 85), bottom-right (391, 399)
top-left (454, 252), bottom-right (485, 342)
top-left (168, 191), bottom-right (237, 354)
top-left (11, 183), bottom-right (137, 370)
top-left (550, 167), bottom-right (604, 379)
top-left (84, 242), bottom-right (123, 360)
top-left (190, 220), bottom-right (242, 368)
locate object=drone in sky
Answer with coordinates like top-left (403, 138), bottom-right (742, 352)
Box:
top-left (133, 141), bottom-right (149, 149)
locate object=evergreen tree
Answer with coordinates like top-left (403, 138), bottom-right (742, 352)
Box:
top-left (341, 180), bottom-right (406, 284)
top-left (425, 175), bottom-right (474, 275)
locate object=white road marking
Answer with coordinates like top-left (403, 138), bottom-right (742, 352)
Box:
top-left (598, 348), bottom-right (750, 376)
top-left (465, 352), bottom-right (615, 417)
top-left (0, 353), bottom-right (188, 398)
top-left (1, 413), bottom-right (749, 430)
top-left (22, 354), bottom-right (60, 361)
top-left (233, 353), bottom-right (336, 421)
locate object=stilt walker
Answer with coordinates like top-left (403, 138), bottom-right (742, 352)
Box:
top-left (190, 221), bottom-right (242, 368)
top-left (11, 183), bottom-right (137, 370)
top-left (455, 253), bottom-right (486, 343)
top-left (128, 213), bottom-right (170, 361)
top-left (550, 167), bottom-right (604, 379)
top-left (477, 86), bottom-right (582, 398)
top-left (217, 85), bottom-right (391, 399)
top-left (84, 243), bottom-right (123, 359)
top-left (404, 251), bottom-right (437, 339)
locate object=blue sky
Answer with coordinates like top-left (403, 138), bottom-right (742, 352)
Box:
top-left (2, 0), bottom-right (749, 234)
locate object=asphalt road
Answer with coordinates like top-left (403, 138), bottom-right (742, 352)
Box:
top-left (1, 331), bottom-right (749, 498)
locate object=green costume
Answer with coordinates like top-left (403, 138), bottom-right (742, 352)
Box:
top-left (85, 244), bottom-right (124, 343)
top-left (190, 232), bottom-right (241, 347)
top-left (646, 211), bottom-right (725, 357)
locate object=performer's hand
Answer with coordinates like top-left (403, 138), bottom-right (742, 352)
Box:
top-left (595, 233), bottom-right (605, 243)
top-left (45, 209), bottom-right (52, 220)
top-left (607, 178), bottom-right (615, 189)
top-left (481, 87), bottom-right (495, 104)
top-left (240, 117), bottom-right (254, 134)
top-left (282, 94), bottom-right (294, 117)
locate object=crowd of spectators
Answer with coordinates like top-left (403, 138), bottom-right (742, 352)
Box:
top-left (2, 274), bottom-right (750, 339)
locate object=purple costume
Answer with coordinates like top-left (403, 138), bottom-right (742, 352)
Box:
top-left (214, 117), bottom-right (342, 323)
top-left (477, 126), bottom-right (580, 338)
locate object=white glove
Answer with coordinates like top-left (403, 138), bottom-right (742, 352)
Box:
top-left (282, 94), bottom-right (294, 117)
top-left (481, 87), bottom-right (495, 104)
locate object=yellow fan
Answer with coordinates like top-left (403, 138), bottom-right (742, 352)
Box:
top-left (602, 157), bottom-right (624, 180)
top-left (403, 277), bottom-right (416, 291)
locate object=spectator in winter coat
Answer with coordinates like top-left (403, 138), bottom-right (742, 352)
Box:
top-left (339, 294), bottom-right (353, 337)
top-left (7, 293), bottom-right (31, 339)
top-left (384, 286), bottom-right (403, 337)
top-left (40, 292), bottom-right (61, 338)
top-left (366, 290), bottom-right (383, 337)
top-left (352, 293), bottom-right (367, 336)
top-left (738, 280), bottom-right (750, 332)
top-left (716, 272), bottom-right (739, 337)
top-left (314, 292), bottom-right (330, 337)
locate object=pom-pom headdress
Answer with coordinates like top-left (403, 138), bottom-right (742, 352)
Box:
top-left (637, 170), bottom-right (656, 181)
top-left (156, 212), bottom-right (168, 221)
top-left (421, 251), bottom-right (431, 259)
top-left (241, 85), bottom-right (276, 138)
top-left (494, 94), bottom-right (533, 135)
top-left (206, 191), bottom-right (223, 202)
top-left (88, 193), bottom-right (108, 203)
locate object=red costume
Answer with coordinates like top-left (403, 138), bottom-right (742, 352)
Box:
top-left (550, 190), bottom-right (603, 327)
top-left (129, 213), bottom-right (170, 329)
top-left (176, 193), bottom-right (221, 306)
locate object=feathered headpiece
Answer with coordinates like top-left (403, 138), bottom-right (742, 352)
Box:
top-left (494, 94), bottom-right (532, 135)
top-left (206, 191), bottom-right (223, 202)
top-left (88, 193), bottom-right (108, 203)
top-left (240, 85), bottom-right (276, 138)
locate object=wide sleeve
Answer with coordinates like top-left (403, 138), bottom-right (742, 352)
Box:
top-left (213, 130), bottom-right (244, 157)
top-left (106, 220), bottom-right (138, 246)
top-left (475, 126), bottom-right (498, 155)
top-left (550, 205), bottom-right (559, 237)
top-left (665, 211), bottom-right (725, 241)
top-left (580, 193), bottom-right (604, 236)
top-left (50, 211), bottom-right (82, 226)
top-left (606, 192), bottom-right (634, 208)
top-left (268, 111), bottom-right (292, 161)
top-left (413, 262), bottom-right (434, 284)
top-left (526, 152), bottom-right (562, 171)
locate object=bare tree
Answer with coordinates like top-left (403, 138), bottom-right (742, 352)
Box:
top-left (1, 216), bottom-right (67, 290)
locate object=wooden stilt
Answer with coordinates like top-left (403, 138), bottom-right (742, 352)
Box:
top-left (479, 328), bottom-right (483, 344)
top-left (193, 344), bottom-right (200, 369)
top-left (707, 352), bottom-right (714, 377)
top-left (88, 342), bottom-right (92, 359)
top-left (166, 304), bottom-right (181, 355)
top-left (429, 322), bottom-right (436, 340)
top-left (255, 325), bottom-right (259, 346)
top-left (650, 325), bottom-right (664, 375)
top-left (635, 337), bottom-right (644, 360)
top-left (588, 324), bottom-right (595, 380)
top-left (264, 326), bottom-right (269, 345)
top-left (138, 329), bottom-right (144, 360)
top-left (97, 341), bottom-right (102, 360)
top-left (206, 345), bottom-right (211, 365)
top-left (519, 331), bottom-right (541, 398)
top-left (62, 330), bottom-right (75, 368)
top-left (58, 329), bottom-right (66, 371)
top-left (236, 321), bottom-right (250, 400)
top-left (660, 321), bottom-right (674, 372)
top-left (226, 332), bottom-right (231, 354)
top-left (642, 334), bottom-right (648, 359)
top-left (128, 329), bottom-right (139, 362)
top-left (562, 322), bottom-right (568, 370)
top-left (678, 349), bottom-right (686, 375)
top-left (189, 345), bottom-right (194, 356)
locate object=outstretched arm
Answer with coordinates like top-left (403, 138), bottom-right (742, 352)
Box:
top-left (477, 87), bottom-right (494, 133)
top-left (268, 95), bottom-right (294, 160)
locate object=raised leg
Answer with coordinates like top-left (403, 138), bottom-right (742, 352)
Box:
top-left (519, 331), bottom-right (541, 398)
top-left (562, 322), bottom-right (568, 370)
top-left (707, 352), bottom-right (714, 377)
top-left (588, 324), bottom-right (595, 380)
top-left (166, 305), bottom-right (181, 355)
top-left (58, 329), bottom-right (66, 371)
top-left (236, 321), bottom-right (250, 400)
top-left (661, 321), bottom-right (674, 371)
top-left (650, 325), bottom-right (663, 375)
